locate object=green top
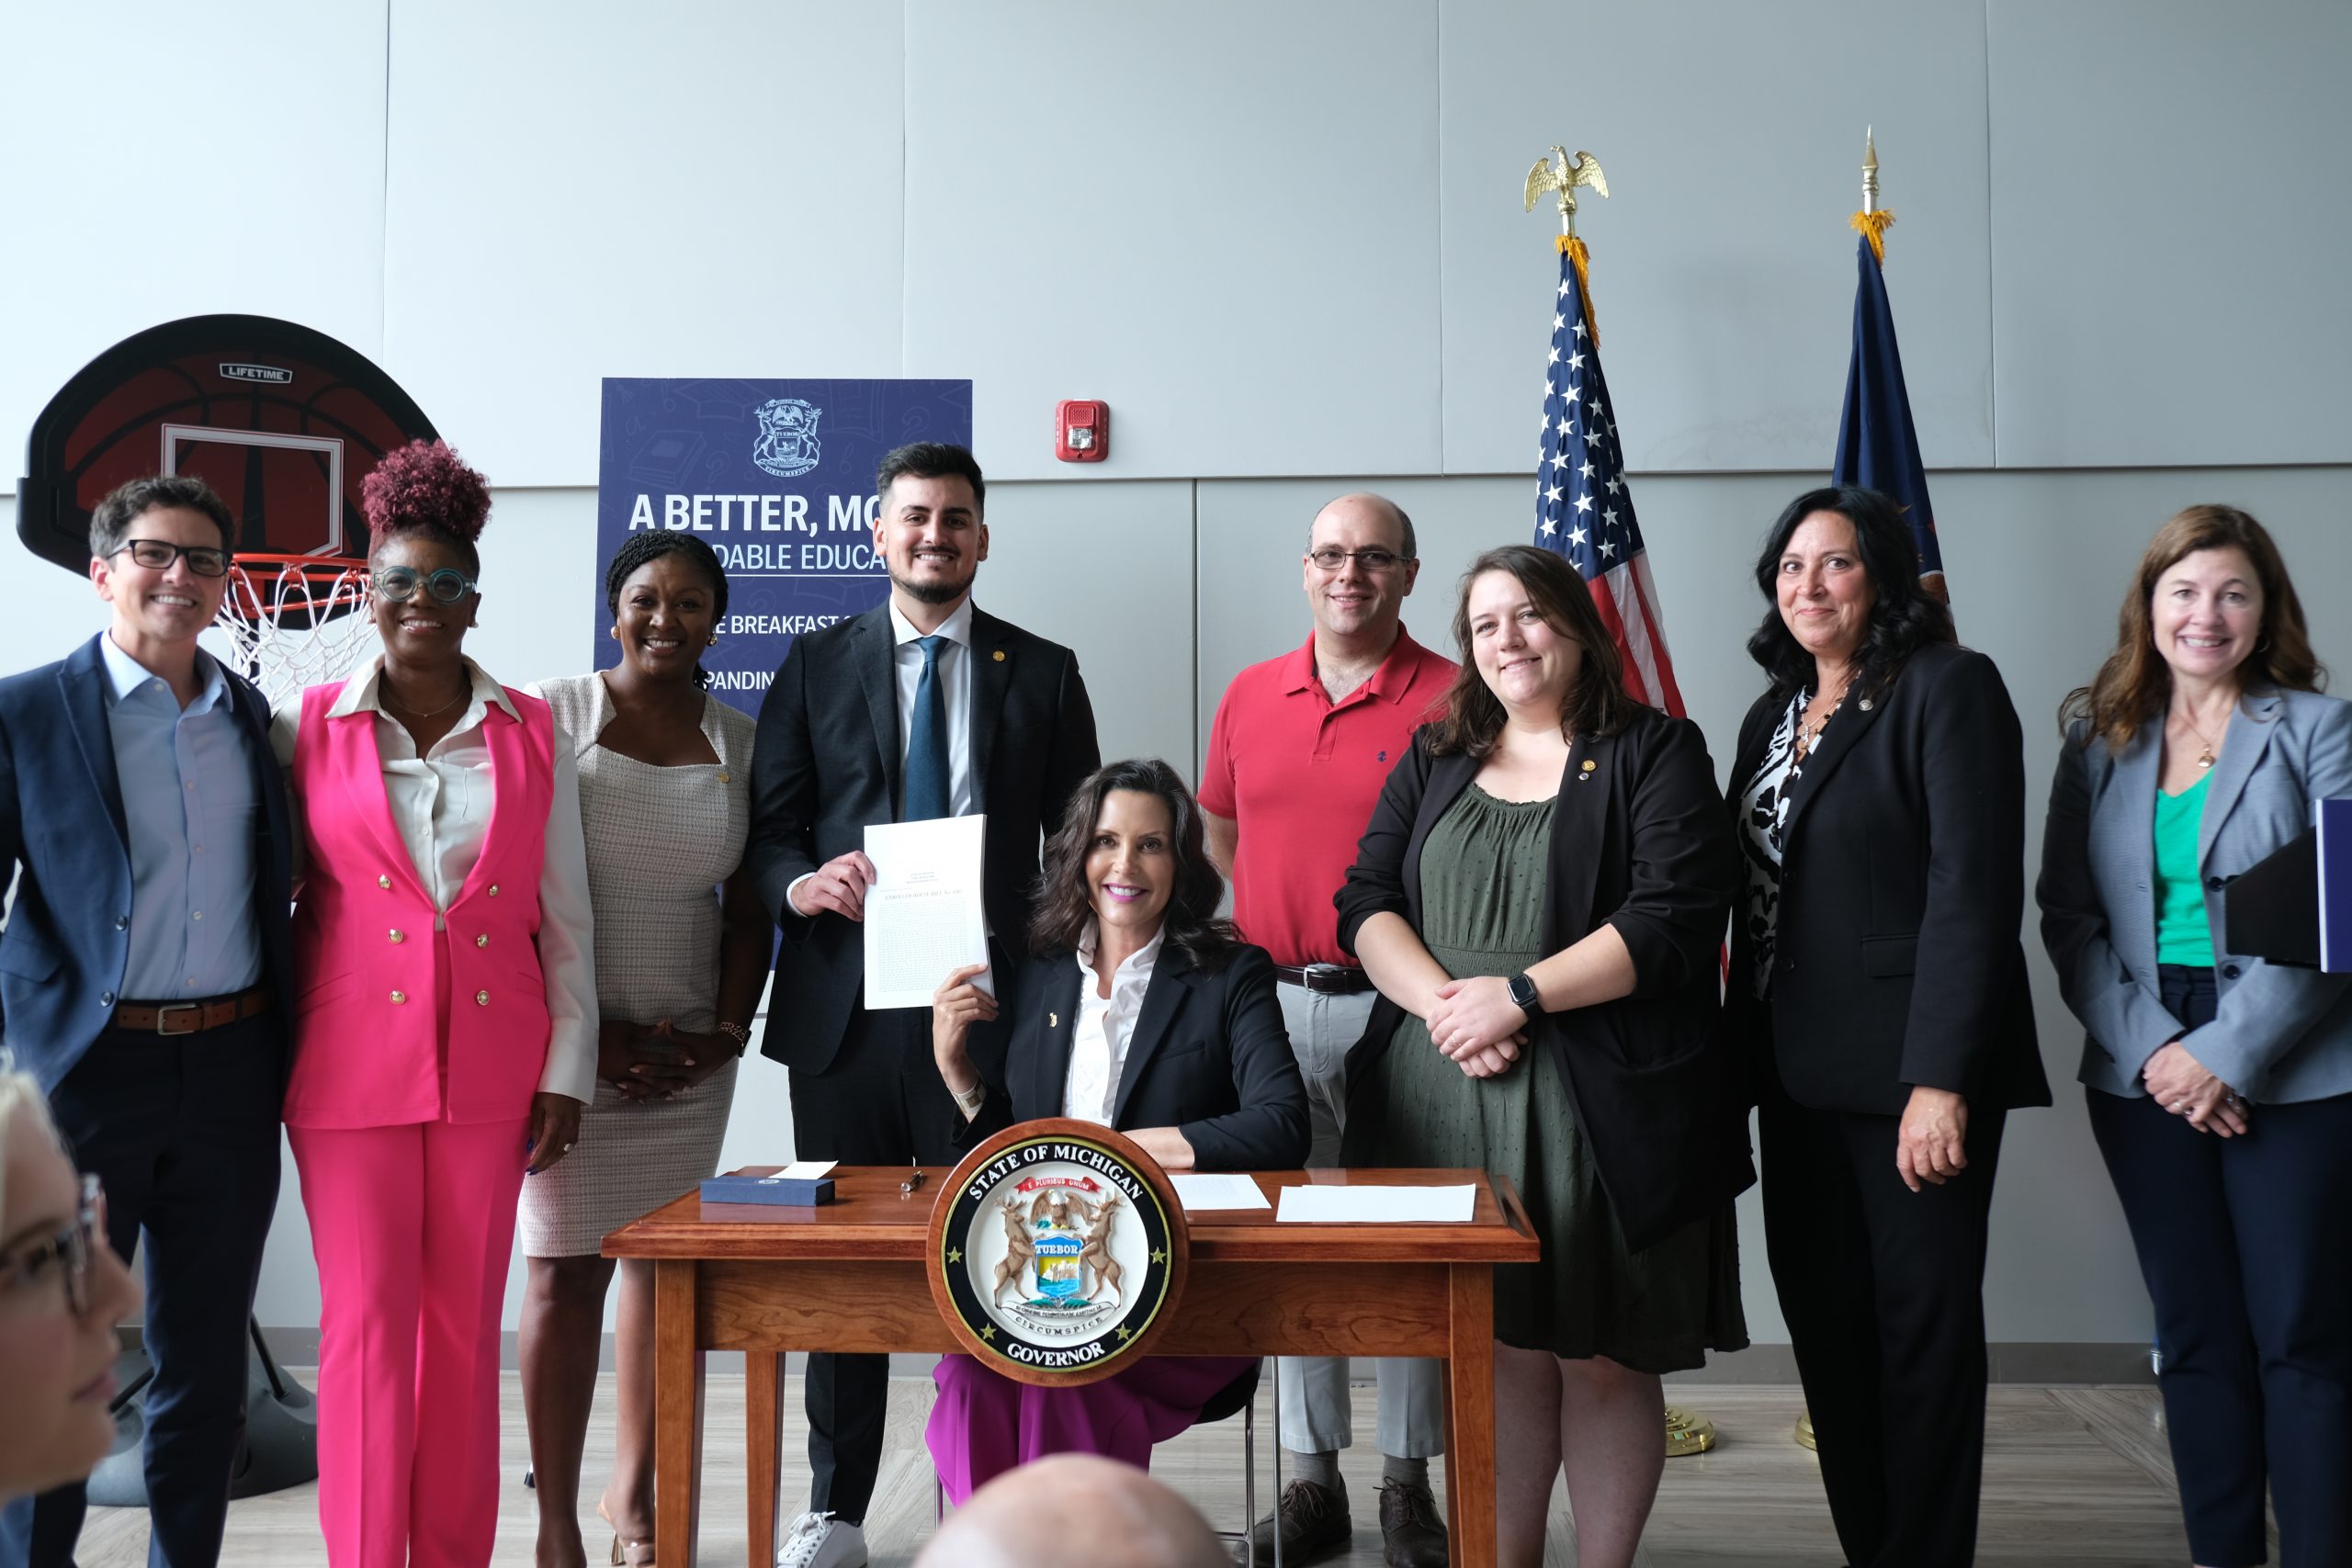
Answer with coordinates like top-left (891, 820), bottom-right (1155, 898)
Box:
top-left (2153, 773), bottom-right (2214, 965)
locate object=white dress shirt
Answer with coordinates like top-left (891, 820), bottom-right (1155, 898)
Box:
top-left (272, 657), bottom-right (599, 1105)
top-left (889, 594), bottom-right (977, 816)
top-left (1062, 923), bottom-right (1165, 1125)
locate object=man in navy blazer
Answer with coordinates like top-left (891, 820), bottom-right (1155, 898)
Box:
top-left (0, 476), bottom-right (294, 1568)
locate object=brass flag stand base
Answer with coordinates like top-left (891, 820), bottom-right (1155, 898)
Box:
top-left (1794, 1411), bottom-right (1817, 1450)
top-left (1665, 1404), bottom-right (1718, 1457)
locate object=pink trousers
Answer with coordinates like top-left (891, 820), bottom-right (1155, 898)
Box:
top-left (926, 1354), bottom-right (1258, 1505)
top-left (288, 1118), bottom-right (530, 1568)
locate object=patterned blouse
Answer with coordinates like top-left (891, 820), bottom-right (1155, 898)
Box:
top-left (1736, 688), bottom-right (1842, 1000)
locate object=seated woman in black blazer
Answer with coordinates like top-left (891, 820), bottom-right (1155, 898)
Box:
top-left (924, 757), bottom-right (1308, 1503)
top-left (1338, 545), bottom-right (1751, 1568)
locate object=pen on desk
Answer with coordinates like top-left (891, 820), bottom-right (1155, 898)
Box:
top-left (900, 1160), bottom-right (926, 1198)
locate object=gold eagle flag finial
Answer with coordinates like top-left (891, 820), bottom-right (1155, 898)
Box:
top-left (1523, 146), bottom-right (1608, 237)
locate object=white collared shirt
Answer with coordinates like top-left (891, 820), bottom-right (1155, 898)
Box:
top-left (271, 656), bottom-right (599, 1104)
top-left (1062, 923), bottom-right (1165, 1125)
top-left (888, 594), bottom-right (977, 818)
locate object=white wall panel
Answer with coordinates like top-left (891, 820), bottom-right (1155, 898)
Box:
top-left (0, 3), bottom-right (389, 495)
top-left (379, 1), bottom-right (907, 487)
top-left (901, 1), bottom-right (1443, 481)
top-left (1986, 0), bottom-right (2352, 466)
top-left (1439, 0), bottom-right (1995, 476)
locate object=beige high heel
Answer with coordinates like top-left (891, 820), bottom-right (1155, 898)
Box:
top-left (596, 1500), bottom-right (654, 1567)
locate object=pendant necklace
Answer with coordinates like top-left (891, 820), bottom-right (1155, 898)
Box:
top-left (2177, 708), bottom-right (2224, 771)
top-left (385, 682), bottom-right (469, 720)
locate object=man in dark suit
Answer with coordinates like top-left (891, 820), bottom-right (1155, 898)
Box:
top-left (748, 442), bottom-right (1099, 1568)
top-left (0, 476), bottom-right (295, 1568)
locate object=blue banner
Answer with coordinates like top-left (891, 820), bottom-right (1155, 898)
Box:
top-left (594, 378), bottom-right (973, 716)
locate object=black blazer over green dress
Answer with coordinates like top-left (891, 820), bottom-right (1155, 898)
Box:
top-left (1335, 705), bottom-right (1755, 1251)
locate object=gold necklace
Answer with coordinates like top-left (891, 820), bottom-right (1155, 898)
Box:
top-left (2173, 706), bottom-right (2226, 771)
top-left (1794, 673), bottom-right (1852, 761)
top-left (384, 680), bottom-right (469, 720)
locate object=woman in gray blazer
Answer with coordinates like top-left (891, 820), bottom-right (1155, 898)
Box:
top-left (2039, 504), bottom-right (2352, 1568)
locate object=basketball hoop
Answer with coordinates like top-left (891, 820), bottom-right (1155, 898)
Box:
top-left (215, 554), bottom-right (379, 709)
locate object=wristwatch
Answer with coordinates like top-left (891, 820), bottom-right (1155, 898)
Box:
top-left (952, 1080), bottom-right (988, 1122)
top-left (1506, 972), bottom-right (1541, 1015)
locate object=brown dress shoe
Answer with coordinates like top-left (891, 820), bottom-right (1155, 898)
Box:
top-left (1377, 1479), bottom-right (1448, 1568)
top-left (1243, 1478), bottom-right (1351, 1563)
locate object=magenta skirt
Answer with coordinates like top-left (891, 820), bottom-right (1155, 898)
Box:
top-left (925, 1353), bottom-right (1258, 1503)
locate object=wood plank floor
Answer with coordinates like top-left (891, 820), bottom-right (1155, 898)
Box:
top-left (73, 1376), bottom-right (2207, 1565)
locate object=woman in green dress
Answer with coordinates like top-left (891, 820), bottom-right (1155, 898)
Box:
top-left (1337, 545), bottom-right (1752, 1568)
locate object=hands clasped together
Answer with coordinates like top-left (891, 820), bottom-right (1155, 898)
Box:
top-left (1423, 974), bottom-right (1531, 1079)
top-left (2142, 1039), bottom-right (2251, 1136)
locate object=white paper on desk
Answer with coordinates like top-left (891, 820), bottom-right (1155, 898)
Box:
top-left (776, 1160), bottom-right (836, 1180)
top-left (1170, 1173), bottom-right (1272, 1211)
top-left (863, 815), bottom-right (991, 1009)
top-left (1276, 1185), bottom-right (1476, 1224)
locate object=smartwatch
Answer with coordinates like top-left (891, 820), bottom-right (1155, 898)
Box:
top-left (1506, 972), bottom-right (1541, 1015)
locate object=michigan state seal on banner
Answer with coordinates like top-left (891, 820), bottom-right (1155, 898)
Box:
top-left (927, 1120), bottom-right (1188, 1386)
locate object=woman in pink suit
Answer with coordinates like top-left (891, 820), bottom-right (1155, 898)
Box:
top-left (273, 440), bottom-right (597, 1568)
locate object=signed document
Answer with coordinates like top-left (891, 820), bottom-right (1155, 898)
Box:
top-left (863, 815), bottom-right (991, 1010)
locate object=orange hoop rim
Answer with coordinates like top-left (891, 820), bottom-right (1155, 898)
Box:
top-left (227, 552), bottom-right (370, 576)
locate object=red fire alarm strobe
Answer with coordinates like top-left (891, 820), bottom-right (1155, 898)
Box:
top-left (1055, 400), bottom-right (1109, 463)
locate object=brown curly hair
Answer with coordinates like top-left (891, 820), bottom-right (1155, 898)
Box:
top-left (363, 439), bottom-right (492, 574)
top-left (2062, 504), bottom-right (2325, 753)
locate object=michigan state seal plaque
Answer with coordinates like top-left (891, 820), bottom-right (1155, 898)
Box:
top-left (927, 1119), bottom-right (1188, 1386)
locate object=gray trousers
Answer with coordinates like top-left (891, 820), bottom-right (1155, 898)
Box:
top-left (1273, 978), bottom-right (1447, 1457)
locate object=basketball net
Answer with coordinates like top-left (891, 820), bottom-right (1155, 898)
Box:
top-left (214, 554), bottom-right (379, 709)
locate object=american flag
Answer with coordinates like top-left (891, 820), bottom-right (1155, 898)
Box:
top-left (1533, 243), bottom-right (1687, 716)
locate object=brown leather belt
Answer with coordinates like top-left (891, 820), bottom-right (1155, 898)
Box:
top-left (111, 987), bottom-right (274, 1036)
top-left (1273, 964), bottom-right (1374, 996)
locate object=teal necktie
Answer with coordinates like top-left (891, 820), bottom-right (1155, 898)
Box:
top-left (903, 635), bottom-right (950, 819)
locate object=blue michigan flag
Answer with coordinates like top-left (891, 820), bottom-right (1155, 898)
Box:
top-left (1832, 230), bottom-right (1947, 603)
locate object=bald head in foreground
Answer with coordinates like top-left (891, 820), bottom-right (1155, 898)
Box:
top-left (913, 1453), bottom-right (1225, 1568)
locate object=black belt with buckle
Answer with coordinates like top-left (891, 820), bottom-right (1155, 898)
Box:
top-left (1273, 964), bottom-right (1373, 996)
top-left (112, 987), bottom-right (275, 1036)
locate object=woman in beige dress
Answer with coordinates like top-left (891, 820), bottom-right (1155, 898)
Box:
top-left (517, 533), bottom-right (766, 1568)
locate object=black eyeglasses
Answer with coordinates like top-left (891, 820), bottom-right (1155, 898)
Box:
top-left (372, 566), bottom-right (480, 604)
top-left (1307, 547), bottom-right (1408, 574)
top-left (114, 539), bottom-right (230, 578)
top-left (0, 1174), bottom-right (103, 1316)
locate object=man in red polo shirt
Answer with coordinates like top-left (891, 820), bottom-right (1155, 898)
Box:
top-left (1200, 492), bottom-right (1456, 1568)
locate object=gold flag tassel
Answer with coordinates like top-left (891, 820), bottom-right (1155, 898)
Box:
top-left (1555, 232), bottom-right (1600, 344)
top-left (1850, 209), bottom-right (1896, 265)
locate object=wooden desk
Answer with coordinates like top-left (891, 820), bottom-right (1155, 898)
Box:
top-left (605, 1166), bottom-right (1539, 1568)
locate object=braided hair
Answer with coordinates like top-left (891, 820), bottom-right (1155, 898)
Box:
top-left (605, 532), bottom-right (729, 689)
top-left (363, 439), bottom-right (492, 573)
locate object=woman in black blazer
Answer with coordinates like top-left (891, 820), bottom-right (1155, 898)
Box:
top-left (924, 758), bottom-right (1308, 1503)
top-left (1724, 485), bottom-right (2049, 1568)
top-left (1337, 545), bottom-right (1750, 1568)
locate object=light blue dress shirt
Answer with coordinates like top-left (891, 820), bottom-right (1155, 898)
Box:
top-left (99, 634), bottom-right (263, 998)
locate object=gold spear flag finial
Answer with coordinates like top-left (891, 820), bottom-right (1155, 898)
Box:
top-left (1851, 125), bottom-right (1894, 264)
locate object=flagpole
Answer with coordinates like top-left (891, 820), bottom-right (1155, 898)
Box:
top-left (1524, 143), bottom-right (1717, 1461)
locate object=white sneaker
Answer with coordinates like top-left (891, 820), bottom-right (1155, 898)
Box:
top-left (776, 1510), bottom-right (868, 1568)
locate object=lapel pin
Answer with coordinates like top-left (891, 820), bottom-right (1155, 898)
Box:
top-left (1860, 698), bottom-right (1874, 711)
top-left (1049, 1011), bottom-right (1058, 1028)
top-left (1580, 760), bottom-right (1597, 771)
top-left (992, 649), bottom-right (1007, 662)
